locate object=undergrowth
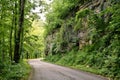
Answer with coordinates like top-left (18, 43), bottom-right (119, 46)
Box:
top-left (45, 48), bottom-right (120, 80)
top-left (0, 60), bottom-right (31, 80)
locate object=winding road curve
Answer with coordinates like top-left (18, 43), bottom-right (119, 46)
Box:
top-left (28, 59), bottom-right (108, 80)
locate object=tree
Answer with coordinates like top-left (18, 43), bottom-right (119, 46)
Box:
top-left (14, 0), bottom-right (25, 63)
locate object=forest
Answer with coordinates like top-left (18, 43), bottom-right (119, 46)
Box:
top-left (0, 0), bottom-right (44, 79)
top-left (0, 0), bottom-right (120, 80)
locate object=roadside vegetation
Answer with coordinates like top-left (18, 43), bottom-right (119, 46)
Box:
top-left (44, 0), bottom-right (120, 80)
top-left (0, 60), bottom-right (31, 80)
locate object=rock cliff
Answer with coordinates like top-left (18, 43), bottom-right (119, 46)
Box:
top-left (45, 0), bottom-right (110, 55)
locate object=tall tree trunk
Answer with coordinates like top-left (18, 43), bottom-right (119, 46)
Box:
top-left (14, 0), bottom-right (25, 63)
top-left (13, 0), bottom-right (18, 63)
top-left (20, 27), bottom-right (24, 58)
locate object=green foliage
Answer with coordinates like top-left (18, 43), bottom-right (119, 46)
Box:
top-left (45, 0), bottom-right (82, 36)
top-left (44, 53), bottom-right (62, 63)
top-left (74, 8), bottom-right (90, 30)
top-left (17, 18), bottom-right (45, 59)
top-left (57, 50), bottom-right (76, 66)
top-left (76, 8), bottom-right (90, 19)
top-left (107, 4), bottom-right (120, 31)
top-left (51, 0), bottom-right (80, 19)
top-left (85, 2), bottom-right (120, 79)
top-left (44, 18), bottom-right (62, 36)
top-left (45, 0), bottom-right (120, 80)
top-left (0, 0), bottom-right (42, 79)
top-left (0, 60), bottom-right (31, 80)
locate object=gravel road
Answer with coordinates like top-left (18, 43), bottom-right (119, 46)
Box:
top-left (28, 59), bottom-right (108, 80)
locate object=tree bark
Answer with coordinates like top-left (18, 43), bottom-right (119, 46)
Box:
top-left (20, 26), bottom-right (24, 57)
top-left (14, 0), bottom-right (25, 63)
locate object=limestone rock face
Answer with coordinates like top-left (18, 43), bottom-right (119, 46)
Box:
top-left (45, 0), bottom-right (110, 55)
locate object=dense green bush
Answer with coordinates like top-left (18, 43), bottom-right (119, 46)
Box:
top-left (0, 60), bottom-right (31, 80)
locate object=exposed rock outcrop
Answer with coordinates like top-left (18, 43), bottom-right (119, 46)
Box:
top-left (45, 0), bottom-right (110, 55)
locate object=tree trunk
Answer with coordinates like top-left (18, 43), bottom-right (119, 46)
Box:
top-left (14, 0), bottom-right (25, 63)
top-left (20, 27), bottom-right (24, 57)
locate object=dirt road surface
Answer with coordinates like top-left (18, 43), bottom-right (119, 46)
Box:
top-left (28, 59), bottom-right (108, 80)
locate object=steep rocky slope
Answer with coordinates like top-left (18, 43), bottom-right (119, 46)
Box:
top-left (45, 0), bottom-right (110, 55)
top-left (44, 0), bottom-right (120, 79)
